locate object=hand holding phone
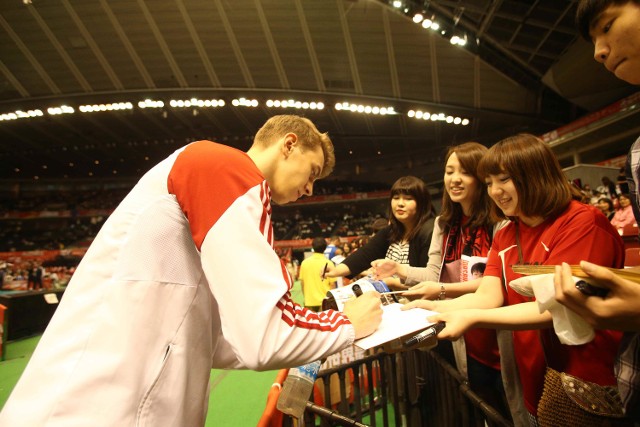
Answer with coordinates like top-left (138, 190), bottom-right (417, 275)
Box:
top-left (575, 280), bottom-right (609, 298)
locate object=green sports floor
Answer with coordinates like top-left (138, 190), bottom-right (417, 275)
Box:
top-left (0, 336), bottom-right (280, 425)
top-left (0, 282), bottom-right (306, 425)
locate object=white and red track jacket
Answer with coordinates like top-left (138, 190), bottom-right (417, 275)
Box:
top-left (0, 141), bottom-right (355, 427)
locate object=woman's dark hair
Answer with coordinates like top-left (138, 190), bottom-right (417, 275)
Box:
top-left (598, 197), bottom-right (614, 212)
top-left (618, 193), bottom-right (631, 202)
top-left (439, 142), bottom-right (502, 232)
top-left (387, 176), bottom-right (434, 243)
top-left (477, 134), bottom-right (573, 221)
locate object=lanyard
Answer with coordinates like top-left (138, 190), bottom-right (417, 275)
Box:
top-left (514, 220), bottom-right (524, 265)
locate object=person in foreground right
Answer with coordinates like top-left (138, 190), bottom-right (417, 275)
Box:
top-left (405, 134), bottom-right (627, 425)
top-left (552, 0), bottom-right (640, 422)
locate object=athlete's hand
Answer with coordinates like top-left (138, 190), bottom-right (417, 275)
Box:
top-left (343, 291), bottom-right (383, 339)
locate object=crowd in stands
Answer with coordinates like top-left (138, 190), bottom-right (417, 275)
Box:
top-left (0, 180), bottom-right (393, 291)
top-left (1, 173), bottom-right (636, 262)
top-left (2, 173), bottom-right (634, 259)
top-left (578, 169), bottom-right (639, 232)
top-left (0, 216), bottom-right (107, 252)
top-left (0, 180), bottom-right (392, 252)
top-left (0, 187), bottom-right (129, 217)
top-left (310, 179), bottom-right (389, 196)
top-left (272, 204), bottom-right (386, 241)
top-left (0, 261), bottom-right (75, 291)
top-left (0, 187), bottom-right (129, 252)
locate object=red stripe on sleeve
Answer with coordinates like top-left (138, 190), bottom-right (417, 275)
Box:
top-left (277, 295), bottom-right (351, 332)
top-left (280, 259), bottom-right (292, 290)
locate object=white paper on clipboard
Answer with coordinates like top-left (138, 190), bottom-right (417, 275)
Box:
top-left (353, 303), bottom-right (438, 350)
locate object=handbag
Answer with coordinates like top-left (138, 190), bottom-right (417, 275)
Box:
top-left (536, 324), bottom-right (628, 426)
top-left (537, 367), bottom-right (628, 426)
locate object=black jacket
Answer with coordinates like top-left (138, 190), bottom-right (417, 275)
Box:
top-left (342, 217), bottom-right (435, 278)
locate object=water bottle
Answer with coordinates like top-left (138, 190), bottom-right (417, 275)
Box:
top-left (276, 360), bottom-right (322, 419)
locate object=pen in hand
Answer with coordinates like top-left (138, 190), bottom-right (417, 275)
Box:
top-left (403, 322), bottom-right (446, 347)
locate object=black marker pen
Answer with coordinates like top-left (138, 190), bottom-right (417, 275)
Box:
top-left (403, 322), bottom-right (446, 347)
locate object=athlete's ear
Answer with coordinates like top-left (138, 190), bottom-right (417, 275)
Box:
top-left (282, 133), bottom-right (298, 157)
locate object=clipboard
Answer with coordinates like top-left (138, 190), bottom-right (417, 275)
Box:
top-left (353, 303), bottom-right (438, 351)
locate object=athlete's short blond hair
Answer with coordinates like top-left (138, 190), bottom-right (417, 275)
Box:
top-left (254, 115), bottom-right (335, 178)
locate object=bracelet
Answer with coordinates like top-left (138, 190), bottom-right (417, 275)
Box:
top-left (438, 283), bottom-right (446, 300)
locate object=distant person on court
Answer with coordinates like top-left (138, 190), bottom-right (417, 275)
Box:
top-left (300, 237), bottom-right (337, 311)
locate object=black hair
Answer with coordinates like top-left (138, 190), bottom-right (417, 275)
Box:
top-left (576, 0), bottom-right (640, 40)
top-left (312, 237), bottom-right (327, 253)
top-left (470, 262), bottom-right (486, 275)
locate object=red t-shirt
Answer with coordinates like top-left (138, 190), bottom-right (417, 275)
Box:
top-left (484, 201), bottom-right (624, 415)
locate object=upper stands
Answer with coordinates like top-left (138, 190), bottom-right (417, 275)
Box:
top-left (0, 179), bottom-right (393, 252)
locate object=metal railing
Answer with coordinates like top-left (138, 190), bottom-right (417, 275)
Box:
top-left (285, 348), bottom-right (514, 427)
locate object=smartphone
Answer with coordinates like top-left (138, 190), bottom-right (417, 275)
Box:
top-left (575, 280), bottom-right (609, 298)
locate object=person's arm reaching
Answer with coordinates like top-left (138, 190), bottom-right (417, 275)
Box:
top-left (427, 302), bottom-right (553, 340)
top-left (369, 260), bottom-right (435, 291)
top-left (340, 228), bottom-right (392, 278)
top-left (406, 218), bottom-right (443, 284)
top-left (324, 262), bottom-right (351, 278)
top-left (380, 276), bottom-right (408, 291)
top-left (398, 275), bottom-right (552, 339)
top-left (401, 275), bottom-right (504, 312)
top-left (370, 219), bottom-right (441, 285)
top-left (402, 278), bottom-right (482, 300)
top-left (370, 259), bottom-right (408, 280)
